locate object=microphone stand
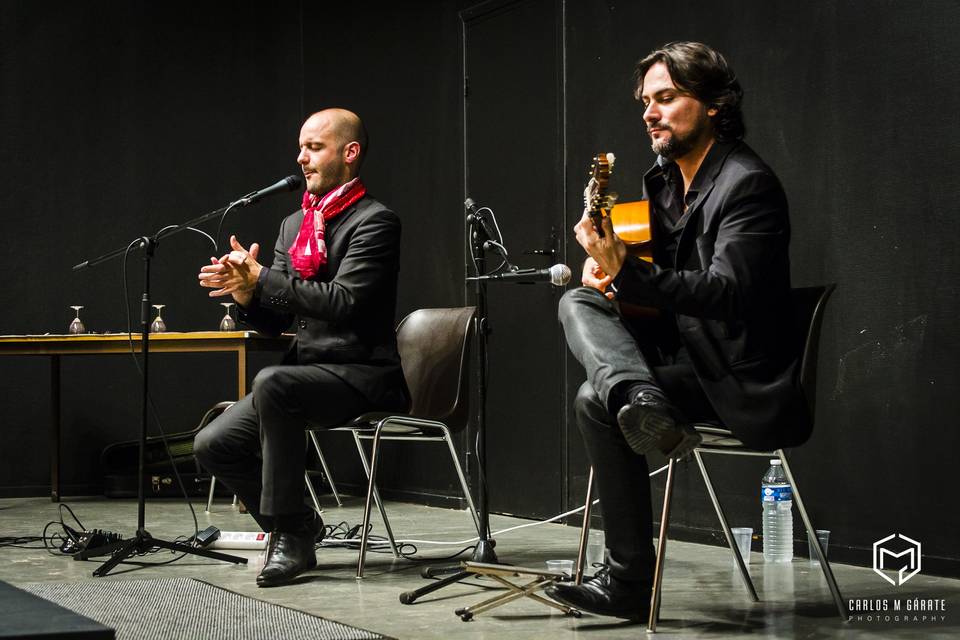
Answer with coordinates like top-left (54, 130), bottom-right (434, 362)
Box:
top-left (399, 203), bottom-right (507, 604)
top-left (70, 196), bottom-right (267, 576)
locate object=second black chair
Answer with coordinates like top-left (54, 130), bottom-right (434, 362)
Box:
top-left (317, 306), bottom-right (482, 578)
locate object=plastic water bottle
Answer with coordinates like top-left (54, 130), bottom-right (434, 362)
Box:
top-left (761, 459), bottom-right (793, 562)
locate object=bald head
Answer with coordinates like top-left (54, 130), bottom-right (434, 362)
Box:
top-left (297, 108), bottom-right (369, 195)
top-left (305, 108), bottom-right (368, 169)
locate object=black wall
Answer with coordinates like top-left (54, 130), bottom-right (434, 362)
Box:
top-left (0, 1), bottom-right (304, 495)
top-left (0, 1), bottom-right (466, 500)
top-left (2, 1), bottom-right (958, 577)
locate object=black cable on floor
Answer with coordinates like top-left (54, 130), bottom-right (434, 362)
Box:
top-left (317, 520), bottom-right (476, 563)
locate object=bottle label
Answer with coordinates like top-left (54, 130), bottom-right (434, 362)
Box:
top-left (761, 485), bottom-right (792, 502)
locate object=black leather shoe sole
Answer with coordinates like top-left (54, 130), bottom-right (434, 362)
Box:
top-left (616, 402), bottom-right (677, 455)
top-left (617, 403), bottom-right (703, 460)
top-left (661, 423), bottom-right (703, 460)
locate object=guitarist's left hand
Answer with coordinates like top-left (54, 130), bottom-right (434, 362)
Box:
top-left (574, 208), bottom-right (627, 281)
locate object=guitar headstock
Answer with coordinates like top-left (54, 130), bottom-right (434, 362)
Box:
top-left (586, 153), bottom-right (618, 236)
top-left (586, 153), bottom-right (618, 213)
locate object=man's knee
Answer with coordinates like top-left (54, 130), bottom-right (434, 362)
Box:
top-left (252, 366), bottom-right (291, 406)
top-left (193, 423), bottom-right (218, 470)
top-left (574, 381), bottom-right (610, 428)
top-left (192, 404), bottom-right (245, 470)
top-left (559, 287), bottom-right (608, 324)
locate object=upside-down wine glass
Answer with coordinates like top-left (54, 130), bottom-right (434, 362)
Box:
top-left (219, 302), bottom-right (236, 332)
top-left (150, 304), bottom-right (167, 333)
top-left (68, 306), bottom-right (86, 334)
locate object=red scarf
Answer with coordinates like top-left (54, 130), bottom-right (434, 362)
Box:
top-left (289, 178), bottom-right (366, 279)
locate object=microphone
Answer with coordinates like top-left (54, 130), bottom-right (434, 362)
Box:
top-left (464, 196), bottom-right (510, 262)
top-left (464, 197), bottom-right (480, 217)
top-left (467, 263), bottom-right (571, 287)
top-left (464, 197), bottom-right (490, 233)
top-left (236, 174), bottom-right (302, 206)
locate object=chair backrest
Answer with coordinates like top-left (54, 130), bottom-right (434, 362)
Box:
top-left (791, 284), bottom-right (836, 417)
top-left (396, 306), bottom-right (476, 427)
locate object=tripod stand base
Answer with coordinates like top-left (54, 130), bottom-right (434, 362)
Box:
top-left (400, 539), bottom-right (499, 604)
top-left (74, 529), bottom-right (247, 577)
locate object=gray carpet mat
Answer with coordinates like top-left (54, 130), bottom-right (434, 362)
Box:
top-left (23, 577), bottom-right (393, 640)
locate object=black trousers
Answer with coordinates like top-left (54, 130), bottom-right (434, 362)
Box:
top-left (193, 364), bottom-right (370, 531)
top-left (559, 287), bottom-right (719, 585)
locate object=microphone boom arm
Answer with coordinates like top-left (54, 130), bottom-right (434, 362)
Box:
top-left (73, 175), bottom-right (301, 271)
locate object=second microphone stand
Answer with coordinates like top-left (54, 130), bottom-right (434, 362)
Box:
top-left (399, 202), bottom-right (506, 604)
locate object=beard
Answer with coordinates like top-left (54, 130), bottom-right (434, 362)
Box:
top-left (648, 117), bottom-right (710, 161)
top-left (650, 128), bottom-right (695, 160)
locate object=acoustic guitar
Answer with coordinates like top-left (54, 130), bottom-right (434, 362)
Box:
top-left (585, 153), bottom-right (653, 260)
top-left (584, 153), bottom-right (657, 316)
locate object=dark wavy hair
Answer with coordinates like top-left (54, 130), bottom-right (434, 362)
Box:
top-left (634, 42), bottom-right (745, 141)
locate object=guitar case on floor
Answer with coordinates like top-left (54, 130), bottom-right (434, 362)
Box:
top-left (100, 401), bottom-right (233, 499)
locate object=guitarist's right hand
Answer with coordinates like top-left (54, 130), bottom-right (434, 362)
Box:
top-left (582, 257), bottom-right (615, 300)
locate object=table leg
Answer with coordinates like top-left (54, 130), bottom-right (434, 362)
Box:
top-left (237, 345), bottom-right (248, 513)
top-left (50, 355), bottom-right (61, 502)
top-left (237, 345), bottom-right (247, 399)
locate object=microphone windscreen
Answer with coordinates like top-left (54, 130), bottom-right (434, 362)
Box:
top-left (284, 174), bottom-right (303, 190)
top-left (550, 263), bottom-right (572, 286)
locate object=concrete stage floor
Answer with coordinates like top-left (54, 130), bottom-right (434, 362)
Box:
top-left (0, 495), bottom-right (957, 639)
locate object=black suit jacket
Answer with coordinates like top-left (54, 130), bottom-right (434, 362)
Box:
top-left (615, 141), bottom-right (810, 449)
top-left (238, 194), bottom-right (409, 411)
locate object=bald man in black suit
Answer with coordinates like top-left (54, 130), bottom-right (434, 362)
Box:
top-left (195, 109), bottom-right (408, 587)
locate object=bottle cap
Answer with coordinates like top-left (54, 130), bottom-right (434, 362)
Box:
top-left (770, 459), bottom-right (782, 465)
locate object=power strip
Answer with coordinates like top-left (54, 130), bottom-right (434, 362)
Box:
top-left (209, 531), bottom-right (269, 550)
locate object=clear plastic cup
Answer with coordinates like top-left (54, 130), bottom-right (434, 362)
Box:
top-left (586, 529), bottom-right (605, 573)
top-left (731, 527), bottom-right (753, 564)
top-left (808, 529), bottom-right (830, 564)
top-left (546, 559), bottom-right (574, 576)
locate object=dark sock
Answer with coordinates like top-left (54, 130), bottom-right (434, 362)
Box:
top-left (250, 513), bottom-right (275, 533)
top-left (274, 510), bottom-right (318, 536)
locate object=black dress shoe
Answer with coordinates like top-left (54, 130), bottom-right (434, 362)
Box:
top-left (545, 567), bottom-right (650, 620)
top-left (256, 532), bottom-right (317, 587)
top-left (256, 514), bottom-right (324, 587)
top-left (617, 392), bottom-right (701, 459)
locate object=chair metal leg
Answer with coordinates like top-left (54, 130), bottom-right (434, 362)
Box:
top-left (439, 424), bottom-right (482, 536)
top-left (304, 471), bottom-right (322, 514)
top-left (648, 458), bottom-right (676, 633)
top-left (351, 431), bottom-right (399, 558)
top-left (574, 467), bottom-right (594, 585)
top-left (694, 450), bottom-right (760, 602)
top-left (205, 476), bottom-right (216, 513)
top-left (309, 431), bottom-right (342, 507)
top-left (357, 422), bottom-right (389, 579)
top-left (777, 450), bottom-right (848, 620)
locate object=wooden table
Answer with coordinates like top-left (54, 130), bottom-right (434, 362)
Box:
top-left (0, 331), bottom-right (290, 501)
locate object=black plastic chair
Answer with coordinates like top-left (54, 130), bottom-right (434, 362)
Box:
top-left (321, 306), bottom-right (482, 578)
top-left (574, 285), bottom-right (846, 631)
